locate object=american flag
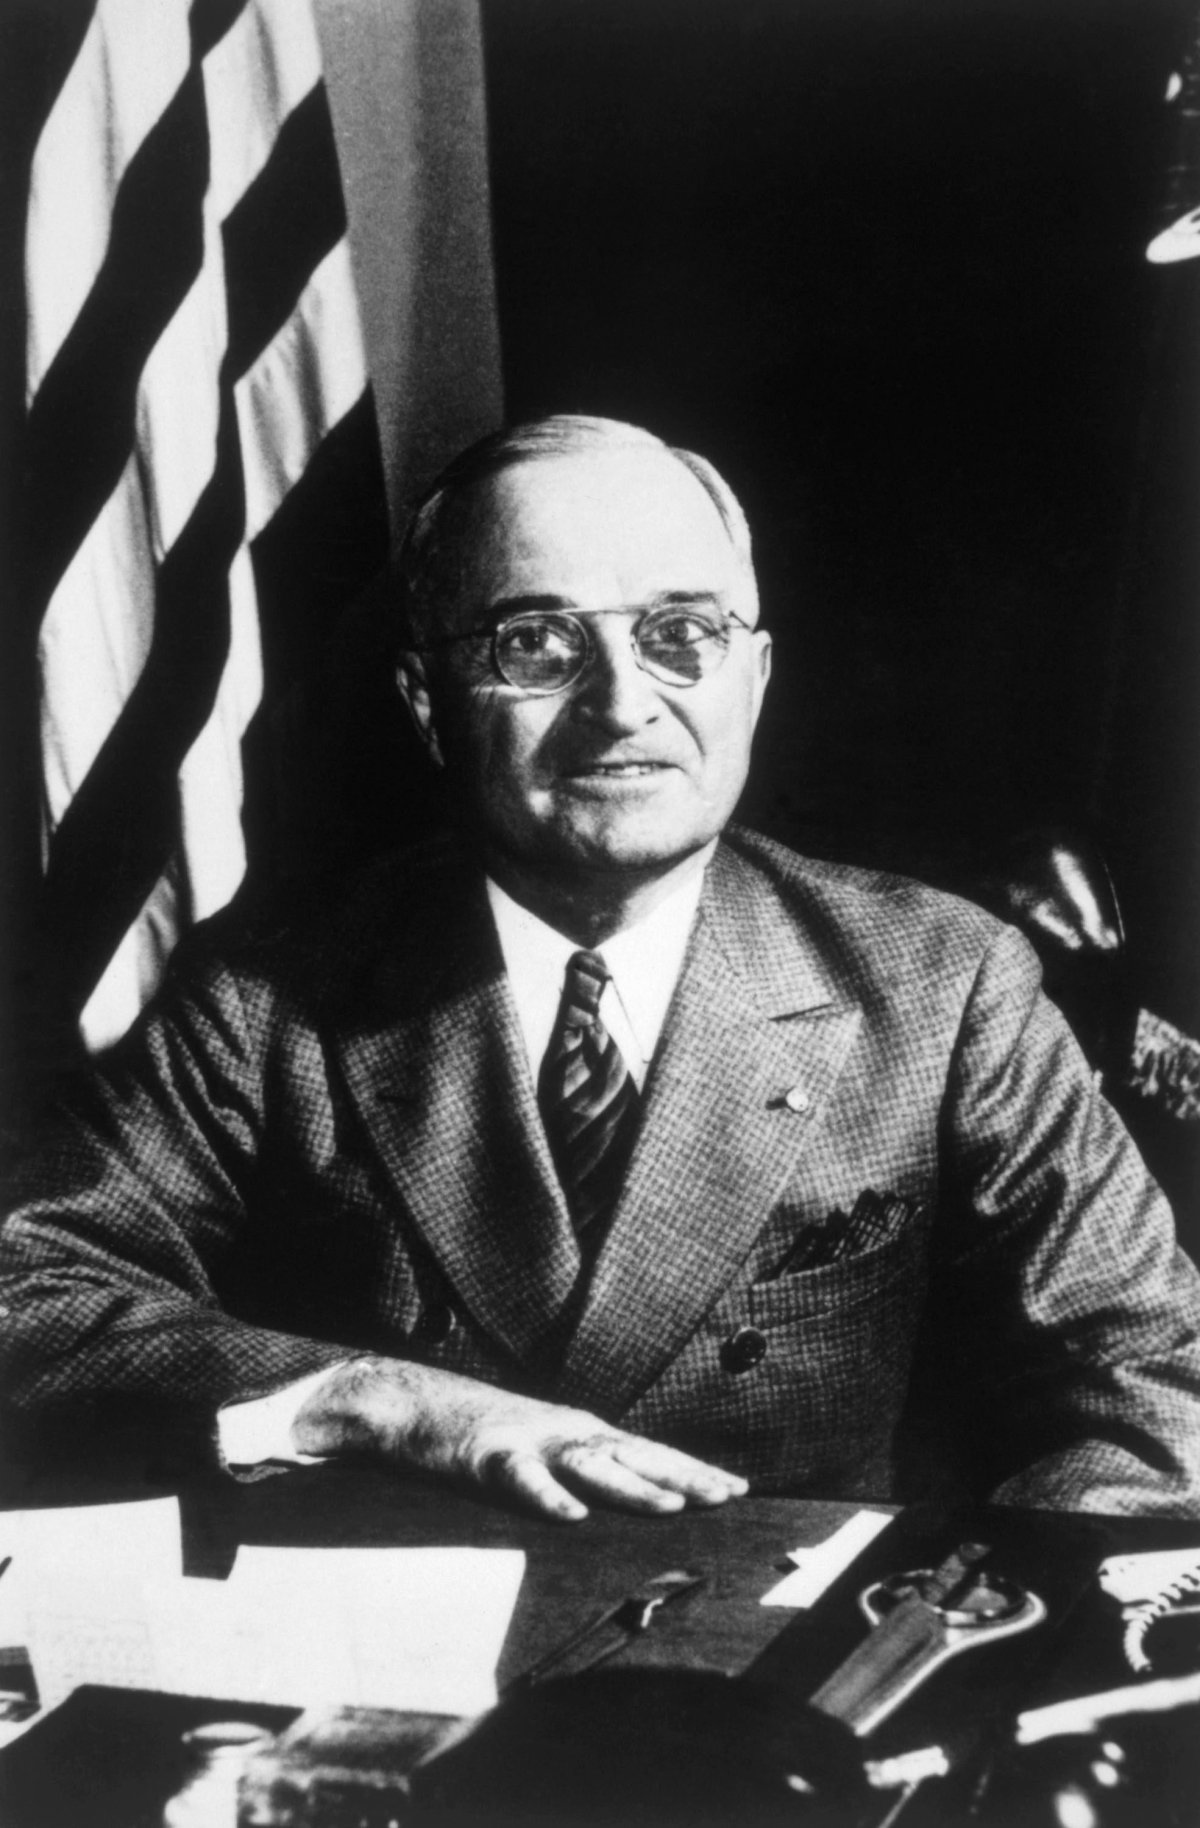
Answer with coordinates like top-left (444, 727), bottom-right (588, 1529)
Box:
top-left (21, 0), bottom-right (388, 1052)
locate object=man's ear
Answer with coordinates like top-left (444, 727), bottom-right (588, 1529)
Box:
top-left (749, 628), bottom-right (773, 729)
top-left (396, 651), bottom-right (445, 768)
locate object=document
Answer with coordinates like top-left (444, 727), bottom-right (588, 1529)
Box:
top-left (22, 1541), bottom-right (524, 1719)
top-left (0, 1495), bottom-right (181, 1671)
top-left (760, 1508), bottom-right (893, 1607)
top-left (0, 1496), bottom-right (182, 1743)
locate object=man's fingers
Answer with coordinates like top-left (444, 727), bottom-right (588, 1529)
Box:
top-left (477, 1433), bottom-right (679, 1518)
top-left (449, 1393), bottom-right (748, 1521)
top-left (556, 1441), bottom-right (687, 1513)
top-left (608, 1436), bottom-right (748, 1505)
top-left (478, 1444), bottom-right (589, 1522)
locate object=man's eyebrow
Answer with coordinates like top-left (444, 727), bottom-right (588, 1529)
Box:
top-left (484, 594), bottom-right (578, 619)
top-left (647, 591), bottom-right (725, 610)
top-left (481, 589), bottom-right (727, 620)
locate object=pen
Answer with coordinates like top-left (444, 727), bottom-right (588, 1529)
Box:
top-left (507, 1570), bottom-right (706, 1689)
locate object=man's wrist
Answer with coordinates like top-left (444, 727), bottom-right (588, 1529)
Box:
top-left (219, 1362), bottom-right (352, 1469)
top-left (291, 1353), bottom-right (421, 1459)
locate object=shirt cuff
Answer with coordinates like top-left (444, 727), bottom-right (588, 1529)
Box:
top-left (217, 1362), bottom-right (351, 1470)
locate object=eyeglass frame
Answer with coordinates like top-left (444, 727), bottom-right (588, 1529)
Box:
top-left (418, 599), bottom-right (758, 696)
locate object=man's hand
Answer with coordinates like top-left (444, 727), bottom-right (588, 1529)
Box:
top-left (291, 1356), bottom-right (748, 1522)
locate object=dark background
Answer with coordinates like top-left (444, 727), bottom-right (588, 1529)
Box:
top-left (481, 0), bottom-right (1200, 1235)
top-left (483, 0), bottom-right (1196, 957)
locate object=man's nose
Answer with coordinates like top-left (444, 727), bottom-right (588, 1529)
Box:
top-left (572, 620), bottom-right (662, 732)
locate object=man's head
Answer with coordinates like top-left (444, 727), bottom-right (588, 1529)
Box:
top-left (396, 415), bottom-right (772, 900)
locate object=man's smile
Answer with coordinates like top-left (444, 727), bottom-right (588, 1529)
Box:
top-left (566, 760), bottom-right (673, 776)
top-left (558, 758), bottom-right (679, 791)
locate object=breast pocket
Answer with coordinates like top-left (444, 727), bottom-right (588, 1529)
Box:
top-left (742, 1213), bottom-right (932, 1476)
top-left (748, 1215), bottom-right (928, 1329)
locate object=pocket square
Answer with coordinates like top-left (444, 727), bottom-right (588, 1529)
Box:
top-left (773, 1189), bottom-right (915, 1275)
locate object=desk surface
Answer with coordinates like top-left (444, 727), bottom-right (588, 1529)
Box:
top-left (5, 1467), bottom-right (1200, 1826)
top-left (10, 1463), bottom-right (1200, 1690)
top-left (180, 1467), bottom-right (1200, 1682)
top-left (181, 1464), bottom-right (880, 1686)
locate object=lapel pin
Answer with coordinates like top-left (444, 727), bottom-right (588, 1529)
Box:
top-left (784, 1085), bottom-right (812, 1114)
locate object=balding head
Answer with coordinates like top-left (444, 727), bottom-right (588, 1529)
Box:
top-left (395, 415), bottom-right (759, 649)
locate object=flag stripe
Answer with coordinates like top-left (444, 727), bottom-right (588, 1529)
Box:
top-left (137, 249), bottom-right (228, 563)
top-left (248, 388), bottom-right (388, 684)
top-left (222, 81), bottom-right (347, 379)
top-left (26, 0), bottom-right (387, 1049)
top-left (176, 544), bottom-right (263, 922)
top-left (22, 66), bottom-right (211, 633)
top-left (203, 0), bottom-right (324, 217)
top-left (24, 0), bottom-right (190, 395)
top-left (190, 0), bottom-right (251, 63)
top-left (237, 240), bottom-right (372, 543)
top-left (37, 375), bottom-right (244, 1018)
top-left (39, 456), bottom-right (157, 831)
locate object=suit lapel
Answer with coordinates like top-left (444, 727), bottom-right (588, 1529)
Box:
top-left (559, 844), bottom-right (862, 1413)
top-left (335, 867), bottom-right (581, 1369)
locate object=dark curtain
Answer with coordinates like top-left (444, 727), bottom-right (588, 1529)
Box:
top-left (482, 0), bottom-right (1200, 1237)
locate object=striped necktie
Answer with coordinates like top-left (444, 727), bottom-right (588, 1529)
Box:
top-left (538, 950), bottom-right (640, 1251)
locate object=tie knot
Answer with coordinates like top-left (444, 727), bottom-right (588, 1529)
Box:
top-left (565, 949), bottom-right (610, 1020)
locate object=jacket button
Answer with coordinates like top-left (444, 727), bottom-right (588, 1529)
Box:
top-left (722, 1326), bottom-right (768, 1374)
top-left (784, 1085), bottom-right (811, 1114)
top-left (417, 1303), bottom-right (456, 1348)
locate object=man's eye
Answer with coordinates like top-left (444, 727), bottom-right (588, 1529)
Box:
top-left (514, 620), bottom-right (567, 651)
top-left (646, 612), bottom-right (719, 650)
top-left (497, 617), bottom-right (580, 664)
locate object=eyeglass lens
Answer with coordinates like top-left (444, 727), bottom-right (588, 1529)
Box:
top-left (494, 607), bottom-right (733, 692)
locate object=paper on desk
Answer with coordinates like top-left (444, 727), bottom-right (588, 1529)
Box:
top-left (0, 1496), bottom-right (180, 1670)
top-left (228, 1546), bottom-right (524, 1714)
top-left (25, 1545), bottom-right (524, 1719)
top-left (22, 1573), bottom-right (161, 1707)
top-left (760, 1509), bottom-right (892, 1607)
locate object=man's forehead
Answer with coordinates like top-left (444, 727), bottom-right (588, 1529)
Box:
top-left (462, 448), bottom-right (743, 599)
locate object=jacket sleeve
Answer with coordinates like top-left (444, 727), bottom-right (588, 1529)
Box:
top-left (938, 923), bottom-right (1200, 1516)
top-left (0, 946), bottom-right (349, 1470)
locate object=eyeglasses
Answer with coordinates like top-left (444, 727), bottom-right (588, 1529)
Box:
top-left (426, 603), bottom-right (754, 695)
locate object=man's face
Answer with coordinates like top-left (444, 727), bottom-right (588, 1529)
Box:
top-left (409, 449), bottom-right (772, 881)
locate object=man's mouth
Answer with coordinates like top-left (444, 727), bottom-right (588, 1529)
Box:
top-left (556, 758), bottom-right (677, 794)
top-left (571, 762), bottom-right (668, 777)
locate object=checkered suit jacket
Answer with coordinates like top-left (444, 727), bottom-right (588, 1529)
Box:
top-left (4, 828), bottom-right (1200, 1512)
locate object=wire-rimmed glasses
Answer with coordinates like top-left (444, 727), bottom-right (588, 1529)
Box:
top-left (425, 601), bottom-right (754, 695)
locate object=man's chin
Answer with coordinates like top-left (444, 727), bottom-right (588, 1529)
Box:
top-left (541, 818), bottom-right (713, 878)
top-left (473, 788), bottom-right (725, 882)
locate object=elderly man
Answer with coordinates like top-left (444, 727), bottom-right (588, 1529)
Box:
top-left (3, 414), bottom-right (1200, 1521)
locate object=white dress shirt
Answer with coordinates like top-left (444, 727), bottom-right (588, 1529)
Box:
top-left (219, 849), bottom-right (712, 1469)
top-left (485, 855), bottom-right (708, 1093)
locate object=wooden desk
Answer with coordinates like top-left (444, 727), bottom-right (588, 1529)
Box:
top-left (4, 1466), bottom-right (1200, 1826)
top-left (215, 1472), bottom-right (1200, 1825)
top-left (186, 1463), bottom-right (878, 1687)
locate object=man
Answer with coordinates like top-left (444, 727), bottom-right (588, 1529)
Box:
top-left (4, 414), bottom-right (1200, 1521)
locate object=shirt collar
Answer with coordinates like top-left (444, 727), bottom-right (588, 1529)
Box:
top-left (486, 847), bottom-right (713, 1080)
top-left (598, 865), bottom-right (709, 1065)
